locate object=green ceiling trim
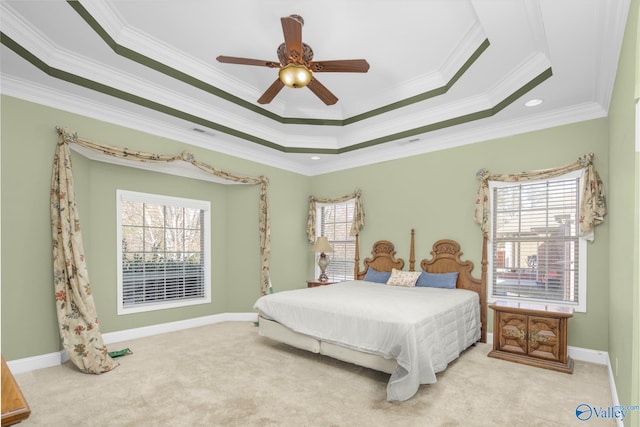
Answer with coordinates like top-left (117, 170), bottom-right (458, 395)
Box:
top-left (68, 1), bottom-right (489, 127)
top-left (342, 39), bottom-right (491, 125)
top-left (0, 32), bottom-right (287, 151)
top-left (65, 1), bottom-right (286, 123)
top-left (1, 31), bottom-right (551, 155)
top-left (335, 67), bottom-right (554, 154)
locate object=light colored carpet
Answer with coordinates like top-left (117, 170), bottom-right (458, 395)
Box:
top-left (14, 321), bottom-right (614, 427)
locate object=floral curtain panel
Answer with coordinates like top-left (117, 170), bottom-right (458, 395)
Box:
top-left (52, 128), bottom-right (273, 374)
top-left (474, 152), bottom-right (607, 241)
top-left (51, 131), bottom-right (119, 374)
top-left (306, 189), bottom-right (364, 244)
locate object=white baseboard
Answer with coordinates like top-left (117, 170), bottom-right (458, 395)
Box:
top-left (605, 353), bottom-right (624, 427)
top-left (6, 351), bottom-right (67, 375)
top-left (8, 319), bottom-right (614, 379)
top-left (101, 312), bottom-right (258, 344)
top-left (6, 312), bottom-right (259, 374)
top-left (568, 345), bottom-right (610, 365)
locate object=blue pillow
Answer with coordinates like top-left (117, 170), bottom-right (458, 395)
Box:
top-left (363, 267), bottom-right (391, 284)
top-left (416, 271), bottom-right (459, 289)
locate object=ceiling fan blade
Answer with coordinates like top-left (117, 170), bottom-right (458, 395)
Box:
top-left (281, 16), bottom-right (303, 63)
top-left (307, 78), bottom-right (338, 105)
top-left (216, 56), bottom-right (280, 68)
top-left (310, 59), bottom-right (370, 73)
top-left (257, 79), bottom-right (285, 104)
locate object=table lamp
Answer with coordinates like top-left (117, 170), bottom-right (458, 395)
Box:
top-left (312, 236), bottom-right (334, 282)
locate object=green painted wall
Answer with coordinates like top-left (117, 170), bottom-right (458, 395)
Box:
top-left (84, 161), bottom-right (229, 331)
top-left (1, 101), bottom-right (62, 358)
top-left (311, 119), bottom-right (610, 350)
top-left (3, 16), bottom-right (639, 411)
top-left (0, 94), bottom-right (613, 359)
top-left (0, 95), bottom-right (311, 360)
top-left (608, 0), bottom-right (640, 422)
top-left (633, 8), bottom-right (640, 427)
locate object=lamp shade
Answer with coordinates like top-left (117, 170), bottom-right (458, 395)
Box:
top-left (312, 236), bottom-right (334, 253)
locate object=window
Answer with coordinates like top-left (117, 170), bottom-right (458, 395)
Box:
top-left (488, 170), bottom-right (586, 312)
top-left (316, 199), bottom-right (356, 281)
top-left (117, 190), bottom-right (211, 314)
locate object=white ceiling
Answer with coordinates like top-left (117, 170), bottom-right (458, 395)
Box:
top-left (0, 0), bottom-right (630, 175)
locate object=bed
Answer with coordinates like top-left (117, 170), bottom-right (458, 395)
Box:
top-left (253, 230), bottom-right (487, 401)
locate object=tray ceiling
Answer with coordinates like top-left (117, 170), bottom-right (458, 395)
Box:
top-left (0, 0), bottom-right (630, 175)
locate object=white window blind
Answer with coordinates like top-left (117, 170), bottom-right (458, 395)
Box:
top-left (317, 200), bottom-right (356, 281)
top-left (490, 173), bottom-right (585, 309)
top-left (117, 190), bottom-right (211, 314)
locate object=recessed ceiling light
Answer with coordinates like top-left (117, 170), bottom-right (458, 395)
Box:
top-left (310, 156), bottom-right (321, 160)
top-left (524, 98), bottom-right (543, 107)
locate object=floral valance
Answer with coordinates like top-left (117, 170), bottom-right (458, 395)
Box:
top-left (56, 127), bottom-right (271, 295)
top-left (306, 189), bottom-right (364, 243)
top-left (474, 152), bottom-right (606, 241)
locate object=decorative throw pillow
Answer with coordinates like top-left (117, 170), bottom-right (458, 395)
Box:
top-left (415, 271), bottom-right (459, 289)
top-left (386, 268), bottom-right (420, 287)
top-left (363, 267), bottom-right (392, 284)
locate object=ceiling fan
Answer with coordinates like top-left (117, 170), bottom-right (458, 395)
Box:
top-left (216, 14), bottom-right (370, 105)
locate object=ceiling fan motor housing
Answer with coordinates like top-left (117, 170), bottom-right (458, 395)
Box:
top-left (277, 42), bottom-right (314, 67)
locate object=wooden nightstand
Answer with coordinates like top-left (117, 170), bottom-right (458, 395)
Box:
top-left (2, 356), bottom-right (31, 426)
top-left (306, 280), bottom-right (337, 288)
top-left (488, 301), bottom-right (574, 374)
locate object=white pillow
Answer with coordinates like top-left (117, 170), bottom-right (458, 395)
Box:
top-left (386, 268), bottom-right (420, 287)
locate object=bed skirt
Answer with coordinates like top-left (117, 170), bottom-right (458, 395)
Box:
top-left (258, 316), bottom-right (397, 374)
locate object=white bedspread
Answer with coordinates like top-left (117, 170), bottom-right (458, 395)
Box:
top-left (253, 280), bottom-right (480, 401)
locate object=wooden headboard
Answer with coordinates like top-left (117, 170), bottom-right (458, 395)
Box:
top-left (353, 230), bottom-right (487, 343)
top-left (420, 239), bottom-right (488, 343)
top-left (355, 240), bottom-right (405, 280)
top-left (354, 229), bottom-right (415, 279)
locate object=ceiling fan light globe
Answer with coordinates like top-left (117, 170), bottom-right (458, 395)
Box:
top-left (279, 64), bottom-right (312, 88)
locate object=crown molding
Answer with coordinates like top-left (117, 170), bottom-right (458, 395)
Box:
top-left (309, 101), bottom-right (608, 175)
top-left (1, 0), bottom-right (622, 176)
top-left (79, 0), bottom-right (267, 109)
top-left (1, 24), bottom-right (554, 156)
top-left (340, 22), bottom-right (488, 118)
top-left (0, 25), bottom-right (329, 150)
top-left (1, 73), bottom-right (607, 178)
top-left (2, 22), bottom-right (551, 152)
top-left (440, 21), bottom-right (489, 80)
top-left (0, 75), bottom-right (310, 175)
top-left (523, 0), bottom-right (550, 54)
top-left (593, 0), bottom-right (631, 111)
top-left (78, 0), bottom-right (126, 41)
top-left (0, 1), bottom-right (59, 64)
top-left (486, 51), bottom-right (551, 105)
